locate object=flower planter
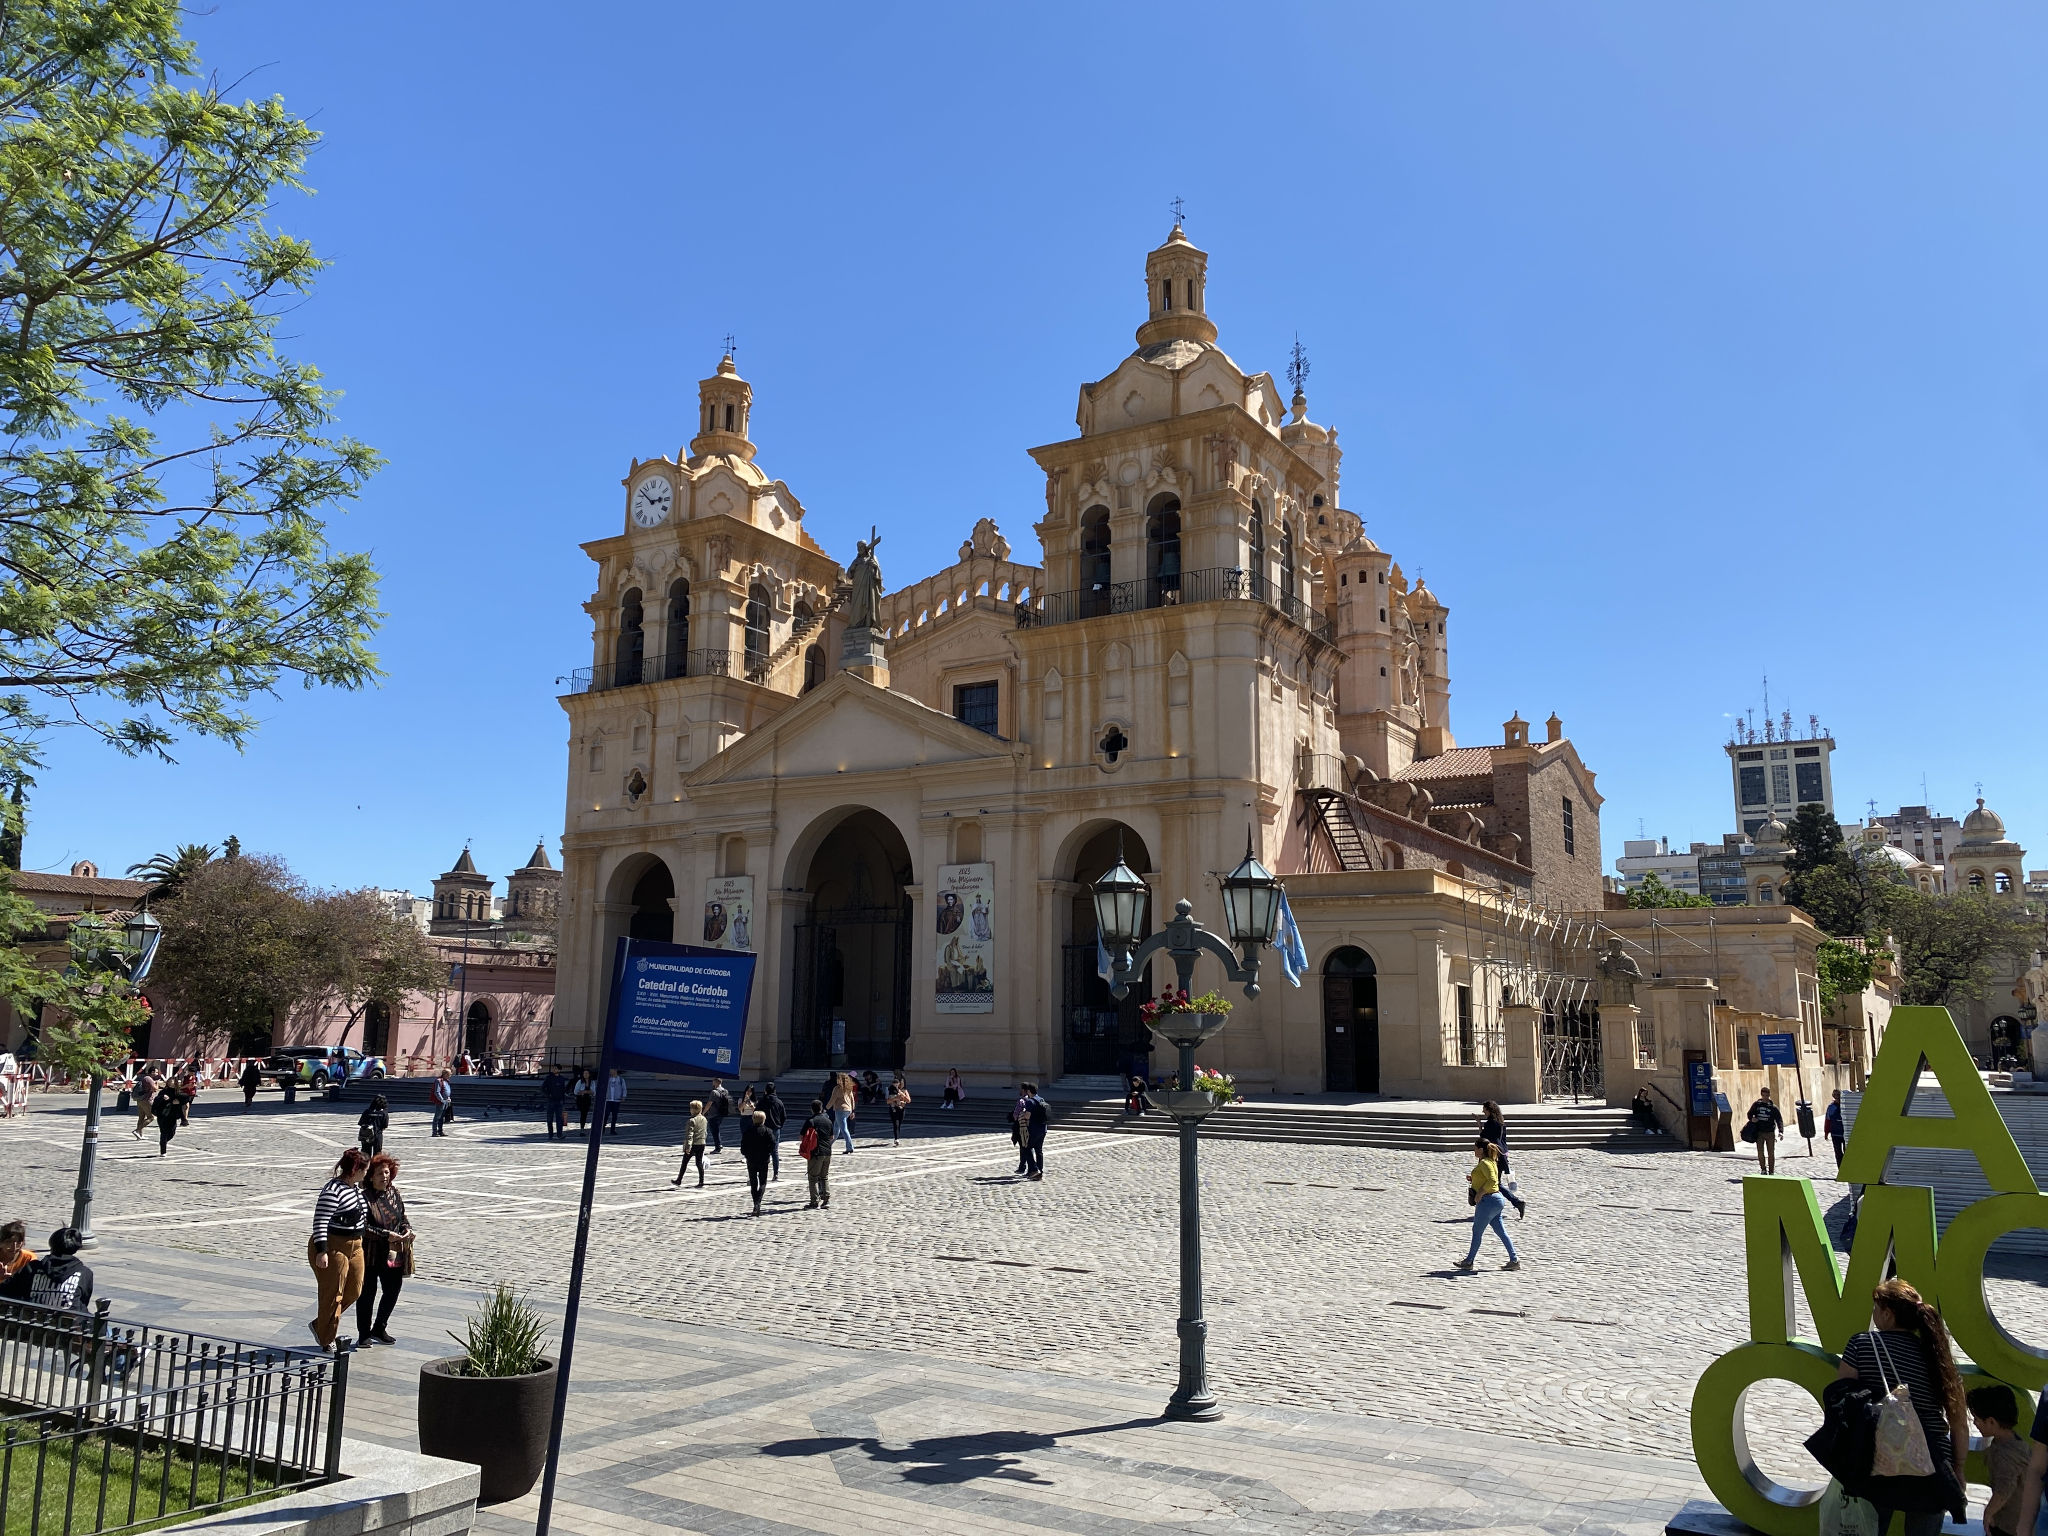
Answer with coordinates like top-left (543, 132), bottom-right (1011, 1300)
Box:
top-left (417, 1355), bottom-right (557, 1505)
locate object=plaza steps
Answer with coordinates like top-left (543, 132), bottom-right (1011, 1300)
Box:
top-left (347, 1077), bottom-right (1668, 1150)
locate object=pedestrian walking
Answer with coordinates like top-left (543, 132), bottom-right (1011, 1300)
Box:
top-left (706, 1078), bottom-right (731, 1153)
top-left (1019, 1082), bottom-right (1049, 1180)
top-left (357, 1094), bottom-right (389, 1157)
top-left (574, 1069), bottom-right (594, 1131)
top-left (1824, 1089), bottom-right (1846, 1169)
top-left (430, 1069), bottom-right (454, 1137)
top-left (1837, 1278), bottom-right (1968, 1535)
top-left (604, 1071), bottom-right (627, 1133)
top-left (673, 1101), bottom-right (709, 1187)
top-left (176, 1065), bottom-right (198, 1122)
top-left (239, 1058), bottom-right (263, 1106)
top-left (152, 1078), bottom-right (187, 1155)
top-left (942, 1068), bottom-right (962, 1109)
top-left (886, 1075), bottom-right (910, 1145)
top-left (1743, 1088), bottom-right (1785, 1174)
top-left (802, 1097), bottom-right (833, 1209)
top-left (1454, 1137), bottom-right (1521, 1272)
top-left (356, 1153), bottom-right (411, 1347)
top-left (541, 1065), bottom-right (569, 1140)
top-left (737, 1084), bottom-right (756, 1121)
top-left (130, 1067), bottom-right (157, 1138)
top-left (1478, 1100), bottom-right (1527, 1218)
top-left (827, 1071), bottom-right (856, 1154)
top-left (0, 1227), bottom-right (93, 1312)
top-left (761, 1081), bottom-right (787, 1182)
top-left (307, 1149), bottom-right (370, 1351)
top-left (1010, 1086), bottom-right (1030, 1173)
top-left (740, 1110), bottom-right (775, 1216)
top-left (0, 1220), bottom-right (32, 1281)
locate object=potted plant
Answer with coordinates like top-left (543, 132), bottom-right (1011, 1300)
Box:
top-left (418, 1285), bottom-right (557, 1504)
top-left (1140, 990), bottom-right (1241, 1115)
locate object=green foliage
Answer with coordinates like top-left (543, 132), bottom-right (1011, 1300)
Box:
top-left (1781, 804), bottom-right (1846, 882)
top-left (126, 840), bottom-right (217, 900)
top-left (1883, 890), bottom-right (2043, 1010)
top-left (1625, 872), bottom-right (1715, 909)
top-left (0, 904), bottom-right (147, 1078)
top-left (449, 1285), bottom-right (550, 1378)
top-left (1781, 809), bottom-right (1909, 939)
top-left (1815, 937), bottom-right (1875, 1014)
top-left (0, 0), bottom-right (382, 773)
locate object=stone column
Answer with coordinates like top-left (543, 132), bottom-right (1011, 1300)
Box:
top-left (1503, 1003), bottom-right (1541, 1103)
top-left (1602, 1003), bottom-right (1642, 1107)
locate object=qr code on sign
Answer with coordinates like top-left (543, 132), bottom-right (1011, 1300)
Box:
top-left (717, 1048), bottom-right (732, 1065)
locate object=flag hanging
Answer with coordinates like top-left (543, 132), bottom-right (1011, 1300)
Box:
top-left (1275, 889), bottom-right (1308, 987)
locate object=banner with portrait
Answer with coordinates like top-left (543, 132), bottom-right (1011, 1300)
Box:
top-left (701, 875), bottom-right (756, 953)
top-left (933, 861), bottom-right (995, 1014)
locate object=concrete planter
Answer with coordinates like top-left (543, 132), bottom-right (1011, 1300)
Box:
top-left (162, 1438), bottom-right (477, 1534)
top-left (417, 1356), bottom-right (557, 1505)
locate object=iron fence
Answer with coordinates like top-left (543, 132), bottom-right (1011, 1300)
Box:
top-left (1015, 565), bottom-right (1335, 643)
top-left (564, 649), bottom-right (744, 693)
top-left (0, 1297), bottom-right (346, 1535)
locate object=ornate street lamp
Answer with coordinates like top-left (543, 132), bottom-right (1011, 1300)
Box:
top-left (71, 907), bottom-right (162, 1246)
top-left (1092, 834), bottom-right (1284, 1421)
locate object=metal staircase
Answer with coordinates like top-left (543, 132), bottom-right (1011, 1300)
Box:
top-left (749, 580), bottom-right (851, 685)
top-left (1309, 789), bottom-right (1375, 871)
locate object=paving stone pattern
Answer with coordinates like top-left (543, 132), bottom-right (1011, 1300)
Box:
top-left (3, 1095), bottom-right (2041, 1481)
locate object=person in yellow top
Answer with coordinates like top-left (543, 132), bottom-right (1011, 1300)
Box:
top-left (1454, 1138), bottom-right (1521, 1273)
top-left (672, 1101), bottom-right (709, 1188)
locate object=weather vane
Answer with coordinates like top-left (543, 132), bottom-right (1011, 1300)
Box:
top-left (722, 333), bottom-right (736, 361)
top-left (1287, 334), bottom-right (1310, 397)
top-left (1169, 195), bottom-right (1185, 226)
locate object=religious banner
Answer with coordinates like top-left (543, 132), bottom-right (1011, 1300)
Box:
top-left (934, 862), bottom-right (995, 1014)
top-left (701, 875), bottom-right (755, 952)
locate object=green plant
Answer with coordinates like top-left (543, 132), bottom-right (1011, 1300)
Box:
top-left (1815, 937), bottom-right (1875, 1013)
top-left (448, 1286), bottom-right (550, 1378)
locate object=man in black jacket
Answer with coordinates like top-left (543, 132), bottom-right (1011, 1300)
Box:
top-left (739, 1111), bottom-right (776, 1216)
top-left (706, 1079), bottom-right (732, 1153)
top-left (0, 1227), bottom-right (94, 1312)
top-left (761, 1082), bottom-right (787, 1182)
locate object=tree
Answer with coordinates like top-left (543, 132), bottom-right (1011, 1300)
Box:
top-left (0, 905), bottom-right (148, 1076)
top-left (1781, 804), bottom-right (1846, 884)
top-left (0, 2), bottom-right (382, 775)
top-left (303, 889), bottom-right (438, 1048)
top-left (1624, 873), bottom-right (1715, 909)
top-left (146, 852), bottom-right (312, 1054)
top-left (126, 841), bottom-right (216, 901)
top-left (1815, 937), bottom-right (1875, 1014)
top-left (1881, 890), bottom-right (2044, 1010)
top-left (1781, 807), bottom-right (1907, 939)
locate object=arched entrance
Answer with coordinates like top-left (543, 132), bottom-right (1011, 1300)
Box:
top-left (1323, 947), bottom-right (1379, 1094)
top-left (465, 999), bottom-right (492, 1059)
top-left (628, 862), bottom-right (674, 942)
top-left (1062, 823), bottom-right (1154, 1078)
top-left (790, 810), bottom-right (912, 1070)
top-left (364, 1000), bottom-right (391, 1056)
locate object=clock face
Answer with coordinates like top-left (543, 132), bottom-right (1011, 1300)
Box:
top-left (631, 476), bottom-right (673, 528)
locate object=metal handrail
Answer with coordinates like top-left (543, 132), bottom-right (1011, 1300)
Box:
top-left (1016, 565), bottom-right (1334, 643)
top-left (564, 649), bottom-right (745, 694)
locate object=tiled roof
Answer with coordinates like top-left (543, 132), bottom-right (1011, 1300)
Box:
top-left (11, 870), bottom-right (151, 901)
top-left (1394, 747), bottom-right (1498, 782)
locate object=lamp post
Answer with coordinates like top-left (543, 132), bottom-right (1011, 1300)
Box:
top-left (1093, 834), bottom-right (1282, 1421)
top-left (71, 907), bottom-right (161, 1247)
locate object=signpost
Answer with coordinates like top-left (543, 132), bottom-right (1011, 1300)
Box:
top-left (1756, 1032), bottom-right (1797, 1066)
top-left (533, 938), bottom-right (756, 1536)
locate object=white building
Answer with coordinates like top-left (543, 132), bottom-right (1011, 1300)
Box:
top-left (1614, 837), bottom-right (1704, 897)
top-left (1726, 714), bottom-right (1835, 838)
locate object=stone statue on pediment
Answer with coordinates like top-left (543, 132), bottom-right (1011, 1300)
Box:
top-left (1598, 938), bottom-right (1643, 1006)
top-left (848, 528), bottom-right (885, 632)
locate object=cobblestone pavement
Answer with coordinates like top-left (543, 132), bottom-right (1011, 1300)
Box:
top-left (3, 1094), bottom-right (2041, 1483)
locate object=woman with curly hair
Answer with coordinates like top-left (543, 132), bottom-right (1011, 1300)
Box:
top-left (1835, 1277), bottom-right (1968, 1534)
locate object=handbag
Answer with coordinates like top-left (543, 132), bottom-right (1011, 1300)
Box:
top-left (1817, 1478), bottom-right (1880, 1536)
top-left (400, 1230), bottom-right (416, 1278)
top-left (1868, 1333), bottom-right (1935, 1478)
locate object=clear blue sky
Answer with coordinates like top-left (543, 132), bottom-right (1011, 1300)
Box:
top-left (30, 3), bottom-right (2046, 891)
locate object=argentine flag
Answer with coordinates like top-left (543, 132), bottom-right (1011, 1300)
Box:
top-left (1275, 888), bottom-right (1308, 987)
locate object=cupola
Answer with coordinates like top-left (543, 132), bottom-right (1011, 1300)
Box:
top-left (1135, 224), bottom-right (1218, 349)
top-left (689, 353), bottom-right (756, 461)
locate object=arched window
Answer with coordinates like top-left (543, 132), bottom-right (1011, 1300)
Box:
top-left (1757, 883), bottom-right (1774, 904)
top-left (615, 587), bottom-right (644, 687)
top-left (1279, 523), bottom-right (1296, 608)
top-left (666, 579), bottom-right (690, 678)
top-left (724, 402), bottom-right (735, 432)
top-left (1968, 871), bottom-right (1985, 891)
top-left (1994, 870), bottom-right (2013, 894)
top-left (1247, 501), bottom-right (1265, 597)
top-left (745, 582), bottom-right (770, 666)
top-left (1145, 495), bottom-right (1181, 601)
top-left (1161, 279), bottom-right (1172, 311)
top-left (803, 644), bottom-right (824, 692)
top-left (1080, 506), bottom-right (1112, 616)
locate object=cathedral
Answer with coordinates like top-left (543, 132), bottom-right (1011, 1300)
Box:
top-left (550, 225), bottom-right (1606, 1100)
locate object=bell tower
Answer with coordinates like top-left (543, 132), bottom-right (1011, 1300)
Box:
top-left (689, 352), bottom-right (756, 461)
top-left (1135, 224), bottom-right (1217, 349)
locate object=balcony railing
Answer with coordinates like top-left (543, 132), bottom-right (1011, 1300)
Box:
top-left (1014, 565), bottom-right (1334, 644)
top-left (565, 649), bottom-right (749, 694)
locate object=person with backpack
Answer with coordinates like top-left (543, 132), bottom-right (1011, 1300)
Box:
top-left (1835, 1277), bottom-right (1968, 1534)
top-left (151, 1077), bottom-right (187, 1155)
top-left (239, 1058), bottom-right (263, 1106)
top-left (739, 1110), bottom-right (776, 1216)
top-left (357, 1094), bottom-right (390, 1157)
top-left (801, 1097), bottom-right (834, 1210)
top-left (130, 1067), bottom-right (157, 1139)
top-left (1019, 1082), bottom-right (1050, 1181)
top-left (1824, 1089), bottom-right (1847, 1169)
top-left (1743, 1088), bottom-right (1785, 1174)
top-left (761, 1081), bottom-right (787, 1181)
top-left (705, 1078), bottom-right (732, 1153)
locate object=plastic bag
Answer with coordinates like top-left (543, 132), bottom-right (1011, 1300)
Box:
top-left (1818, 1479), bottom-right (1880, 1536)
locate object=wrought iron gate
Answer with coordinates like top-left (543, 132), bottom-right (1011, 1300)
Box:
top-left (1539, 1001), bottom-right (1602, 1101)
top-left (791, 902), bottom-right (912, 1070)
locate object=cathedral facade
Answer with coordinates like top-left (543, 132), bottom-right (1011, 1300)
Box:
top-left (551, 227), bottom-right (1605, 1100)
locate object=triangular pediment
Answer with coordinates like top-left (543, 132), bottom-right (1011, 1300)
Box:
top-left (684, 672), bottom-right (1015, 786)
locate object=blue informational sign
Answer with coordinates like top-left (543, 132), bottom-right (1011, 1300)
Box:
top-left (604, 938), bottom-right (758, 1075)
top-left (1757, 1032), bottom-right (1798, 1066)
top-left (1688, 1059), bottom-right (1714, 1115)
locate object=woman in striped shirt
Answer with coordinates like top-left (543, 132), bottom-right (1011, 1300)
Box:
top-left (308, 1148), bottom-right (371, 1352)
